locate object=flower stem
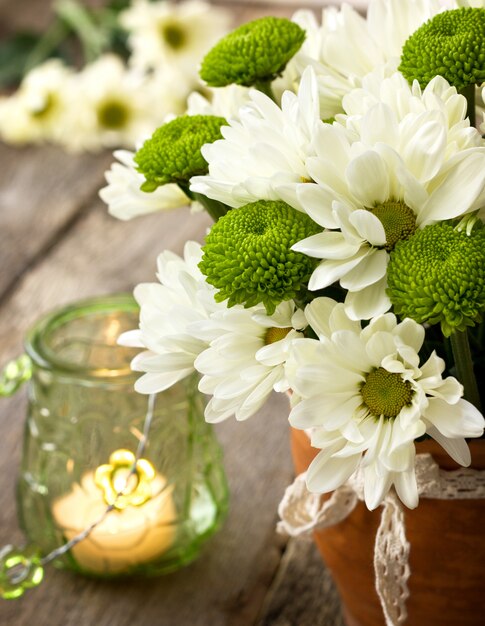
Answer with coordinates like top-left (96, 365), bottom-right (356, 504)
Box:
top-left (192, 193), bottom-right (230, 222)
top-left (178, 184), bottom-right (230, 222)
top-left (23, 20), bottom-right (70, 74)
top-left (450, 330), bottom-right (482, 411)
top-left (459, 83), bottom-right (476, 129)
top-left (55, 0), bottom-right (109, 63)
top-left (254, 80), bottom-right (277, 103)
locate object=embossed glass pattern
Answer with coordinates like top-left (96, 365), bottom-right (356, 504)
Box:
top-left (17, 295), bottom-right (228, 577)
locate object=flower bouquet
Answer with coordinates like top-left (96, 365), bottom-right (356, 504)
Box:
top-left (101, 1), bottom-right (485, 624)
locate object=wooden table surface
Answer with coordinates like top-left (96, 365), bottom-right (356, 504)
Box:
top-left (0, 2), bottom-right (346, 624)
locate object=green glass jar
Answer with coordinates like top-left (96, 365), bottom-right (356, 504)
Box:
top-left (15, 294), bottom-right (228, 577)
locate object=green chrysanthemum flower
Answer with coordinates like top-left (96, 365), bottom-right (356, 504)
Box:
top-left (200, 17), bottom-right (306, 87)
top-left (199, 200), bottom-right (321, 314)
top-left (399, 8), bottom-right (485, 89)
top-left (387, 223), bottom-right (485, 337)
top-left (134, 115), bottom-right (227, 192)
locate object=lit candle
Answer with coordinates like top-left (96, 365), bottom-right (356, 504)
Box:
top-left (51, 451), bottom-right (177, 575)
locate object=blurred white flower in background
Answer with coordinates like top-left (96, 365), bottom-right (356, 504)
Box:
top-left (0, 0), bottom-right (231, 153)
top-left (60, 54), bottom-right (177, 152)
top-left (0, 59), bottom-right (73, 145)
top-left (120, 0), bottom-right (230, 81)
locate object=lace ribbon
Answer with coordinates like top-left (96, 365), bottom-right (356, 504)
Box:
top-left (277, 453), bottom-right (485, 626)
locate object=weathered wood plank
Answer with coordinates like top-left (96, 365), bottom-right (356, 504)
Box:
top-left (0, 200), bottom-right (299, 626)
top-left (0, 0), bottom-right (105, 33)
top-left (0, 144), bottom-right (111, 303)
top-left (257, 539), bottom-right (345, 626)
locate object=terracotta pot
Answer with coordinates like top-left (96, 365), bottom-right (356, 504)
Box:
top-left (291, 428), bottom-right (485, 626)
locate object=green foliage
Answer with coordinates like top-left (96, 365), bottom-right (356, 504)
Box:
top-left (387, 223), bottom-right (485, 337)
top-left (399, 8), bottom-right (485, 89)
top-left (199, 200), bottom-right (321, 315)
top-left (200, 16), bottom-right (305, 87)
top-left (134, 115), bottom-right (227, 191)
top-left (0, 33), bottom-right (47, 89)
top-left (0, 0), bottom-right (130, 90)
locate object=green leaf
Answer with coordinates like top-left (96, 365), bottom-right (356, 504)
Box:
top-left (0, 32), bottom-right (42, 88)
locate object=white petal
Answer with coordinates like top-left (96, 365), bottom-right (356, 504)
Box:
top-left (134, 369), bottom-right (192, 394)
top-left (394, 469), bottom-right (419, 509)
top-left (426, 424), bottom-right (471, 467)
top-left (363, 463), bottom-right (393, 510)
top-left (345, 276), bottom-right (391, 320)
top-left (349, 210), bottom-right (386, 246)
top-left (340, 248), bottom-right (388, 291)
top-left (296, 183), bottom-right (340, 228)
top-left (419, 151), bottom-right (485, 225)
top-left (401, 116), bottom-right (447, 183)
top-left (360, 103), bottom-right (399, 147)
top-left (394, 318), bottom-right (425, 353)
top-left (306, 449), bottom-right (361, 493)
top-left (308, 248), bottom-right (370, 290)
top-left (293, 231), bottom-right (360, 259)
top-left (424, 398), bottom-right (485, 438)
top-left (346, 150), bottom-right (390, 206)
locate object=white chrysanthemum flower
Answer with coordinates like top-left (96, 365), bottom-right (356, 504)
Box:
top-left (291, 95), bottom-right (485, 319)
top-left (60, 55), bottom-right (172, 152)
top-left (0, 59), bottom-right (72, 145)
top-left (190, 67), bottom-right (321, 208)
top-left (287, 298), bottom-right (484, 510)
top-left (280, 0), bottom-right (444, 119)
top-left (194, 302), bottom-right (307, 423)
top-left (119, 241), bottom-right (219, 393)
top-left (340, 72), bottom-right (482, 154)
top-left (120, 0), bottom-right (230, 77)
top-left (99, 150), bottom-right (189, 220)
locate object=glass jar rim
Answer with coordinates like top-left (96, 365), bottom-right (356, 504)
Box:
top-left (24, 293), bottom-right (140, 380)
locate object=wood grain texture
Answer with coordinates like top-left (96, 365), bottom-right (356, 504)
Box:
top-left (257, 540), bottom-right (344, 626)
top-left (0, 144), bottom-right (111, 302)
top-left (0, 0), bottom-right (106, 34)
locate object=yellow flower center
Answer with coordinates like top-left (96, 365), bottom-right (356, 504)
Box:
top-left (160, 21), bottom-right (187, 50)
top-left (97, 99), bottom-right (131, 130)
top-left (264, 327), bottom-right (292, 345)
top-left (361, 367), bottom-right (413, 419)
top-left (367, 199), bottom-right (417, 252)
top-left (30, 93), bottom-right (56, 120)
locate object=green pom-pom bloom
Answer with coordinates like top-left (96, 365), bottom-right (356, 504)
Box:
top-left (200, 17), bottom-right (306, 88)
top-left (387, 223), bottom-right (485, 337)
top-left (199, 200), bottom-right (321, 314)
top-left (399, 8), bottom-right (485, 89)
top-left (134, 115), bottom-right (227, 192)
